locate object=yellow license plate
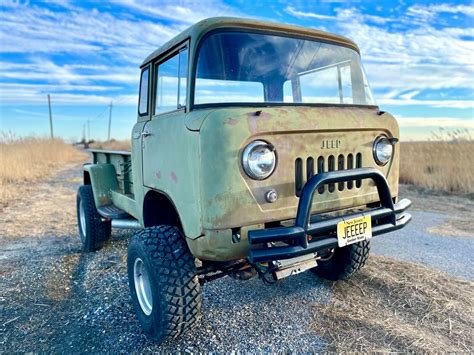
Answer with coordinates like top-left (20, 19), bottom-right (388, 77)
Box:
top-left (337, 215), bottom-right (372, 247)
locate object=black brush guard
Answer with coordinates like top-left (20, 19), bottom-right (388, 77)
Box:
top-left (248, 168), bottom-right (412, 263)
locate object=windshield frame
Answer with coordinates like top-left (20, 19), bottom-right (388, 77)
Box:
top-left (190, 28), bottom-right (378, 110)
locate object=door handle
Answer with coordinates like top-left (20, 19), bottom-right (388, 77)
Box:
top-left (141, 131), bottom-right (152, 138)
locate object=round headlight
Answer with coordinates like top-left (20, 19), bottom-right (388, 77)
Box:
top-left (242, 140), bottom-right (277, 180)
top-left (373, 136), bottom-right (394, 166)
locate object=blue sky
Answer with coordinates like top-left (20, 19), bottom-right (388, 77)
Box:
top-left (0, 0), bottom-right (473, 141)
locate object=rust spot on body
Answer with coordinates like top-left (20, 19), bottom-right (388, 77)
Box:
top-left (224, 117), bottom-right (239, 126)
top-left (170, 171), bottom-right (178, 183)
top-left (155, 171), bottom-right (161, 179)
top-left (99, 196), bottom-right (110, 205)
top-left (247, 111), bottom-right (272, 133)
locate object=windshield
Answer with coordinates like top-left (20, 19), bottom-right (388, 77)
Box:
top-left (195, 31), bottom-right (376, 106)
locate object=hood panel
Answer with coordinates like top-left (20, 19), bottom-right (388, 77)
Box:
top-left (187, 106), bottom-right (393, 134)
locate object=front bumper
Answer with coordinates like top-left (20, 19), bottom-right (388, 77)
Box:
top-left (248, 168), bottom-right (412, 263)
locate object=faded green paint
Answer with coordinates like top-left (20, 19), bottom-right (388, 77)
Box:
top-left (198, 106), bottom-right (399, 231)
top-left (110, 190), bottom-right (140, 221)
top-left (187, 224), bottom-right (264, 261)
top-left (141, 110), bottom-right (202, 238)
top-left (83, 17), bottom-right (404, 262)
top-left (91, 150), bottom-right (133, 194)
top-left (83, 163), bottom-right (119, 207)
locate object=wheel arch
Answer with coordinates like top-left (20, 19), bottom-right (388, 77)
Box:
top-left (83, 170), bottom-right (91, 185)
top-left (143, 189), bottom-right (183, 231)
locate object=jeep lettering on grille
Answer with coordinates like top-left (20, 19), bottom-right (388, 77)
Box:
top-left (321, 139), bottom-right (341, 149)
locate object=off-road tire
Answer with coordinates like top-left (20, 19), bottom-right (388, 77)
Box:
top-left (127, 225), bottom-right (201, 343)
top-left (312, 240), bottom-right (370, 281)
top-left (76, 185), bottom-right (111, 252)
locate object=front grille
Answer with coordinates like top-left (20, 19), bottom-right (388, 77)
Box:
top-left (295, 153), bottom-right (363, 197)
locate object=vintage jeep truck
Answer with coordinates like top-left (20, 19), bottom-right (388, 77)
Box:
top-left (77, 17), bottom-right (412, 342)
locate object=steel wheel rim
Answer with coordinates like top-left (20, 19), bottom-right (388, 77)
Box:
top-left (79, 199), bottom-right (87, 239)
top-left (134, 258), bottom-right (153, 315)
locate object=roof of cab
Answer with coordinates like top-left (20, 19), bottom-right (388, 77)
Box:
top-left (141, 17), bottom-right (359, 67)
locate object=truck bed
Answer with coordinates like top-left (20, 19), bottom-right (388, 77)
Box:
top-left (88, 149), bottom-right (133, 196)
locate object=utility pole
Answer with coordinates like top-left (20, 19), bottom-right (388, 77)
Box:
top-left (87, 119), bottom-right (90, 142)
top-left (107, 101), bottom-right (113, 141)
top-left (47, 94), bottom-right (54, 139)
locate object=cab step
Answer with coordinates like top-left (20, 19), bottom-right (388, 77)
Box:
top-left (97, 204), bottom-right (131, 219)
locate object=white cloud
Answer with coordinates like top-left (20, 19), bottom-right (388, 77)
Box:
top-left (0, 0), bottom-right (249, 106)
top-left (0, 2), bottom-right (182, 62)
top-left (378, 98), bottom-right (473, 109)
top-left (0, 59), bottom-right (139, 86)
top-left (112, 0), bottom-right (244, 25)
top-left (326, 7), bottom-right (474, 107)
top-left (285, 5), bottom-right (474, 101)
top-left (285, 6), bottom-right (336, 20)
top-left (399, 90), bottom-right (420, 100)
top-left (397, 116), bottom-right (474, 129)
top-left (0, 86), bottom-right (138, 105)
top-left (10, 108), bottom-right (89, 121)
top-left (407, 3), bottom-right (474, 20)
top-left (282, 4), bottom-right (474, 110)
top-left (0, 82), bottom-right (122, 92)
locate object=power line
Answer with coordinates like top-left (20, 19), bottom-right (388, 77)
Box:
top-left (91, 106), bottom-right (109, 122)
top-left (86, 95), bottom-right (135, 141)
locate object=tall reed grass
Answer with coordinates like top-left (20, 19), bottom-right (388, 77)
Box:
top-left (0, 133), bottom-right (86, 205)
top-left (400, 141), bottom-right (473, 193)
top-left (89, 139), bottom-right (131, 151)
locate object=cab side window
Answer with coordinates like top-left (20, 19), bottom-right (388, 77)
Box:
top-left (155, 48), bottom-right (188, 115)
top-left (138, 67), bottom-right (149, 115)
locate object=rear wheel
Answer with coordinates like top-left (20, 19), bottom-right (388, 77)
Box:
top-left (312, 240), bottom-right (370, 281)
top-left (128, 225), bottom-right (201, 343)
top-left (76, 185), bottom-right (111, 252)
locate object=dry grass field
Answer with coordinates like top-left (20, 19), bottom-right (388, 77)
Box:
top-left (89, 139), bottom-right (131, 151)
top-left (400, 141), bottom-right (474, 193)
top-left (0, 135), bottom-right (86, 207)
top-left (313, 256), bottom-right (473, 352)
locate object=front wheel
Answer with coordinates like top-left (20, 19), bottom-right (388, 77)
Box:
top-left (127, 225), bottom-right (201, 343)
top-left (312, 240), bottom-right (370, 281)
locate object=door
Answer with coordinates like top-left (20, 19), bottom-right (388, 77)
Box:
top-left (142, 46), bottom-right (188, 190)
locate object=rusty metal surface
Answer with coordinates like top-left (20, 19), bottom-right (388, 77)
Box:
top-left (187, 224), bottom-right (264, 261)
top-left (197, 106), bottom-right (399, 230)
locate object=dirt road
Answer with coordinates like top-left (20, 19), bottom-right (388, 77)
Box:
top-left (1, 164), bottom-right (472, 352)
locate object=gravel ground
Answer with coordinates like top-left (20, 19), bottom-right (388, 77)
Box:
top-left (372, 210), bottom-right (474, 280)
top-left (1, 233), bottom-right (332, 352)
top-left (1, 164), bottom-right (472, 352)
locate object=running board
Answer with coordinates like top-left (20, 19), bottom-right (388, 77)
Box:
top-left (97, 204), bottom-right (131, 219)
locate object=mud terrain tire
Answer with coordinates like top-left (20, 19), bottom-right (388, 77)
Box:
top-left (127, 225), bottom-right (201, 343)
top-left (76, 185), bottom-right (111, 252)
top-left (313, 240), bottom-right (370, 281)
